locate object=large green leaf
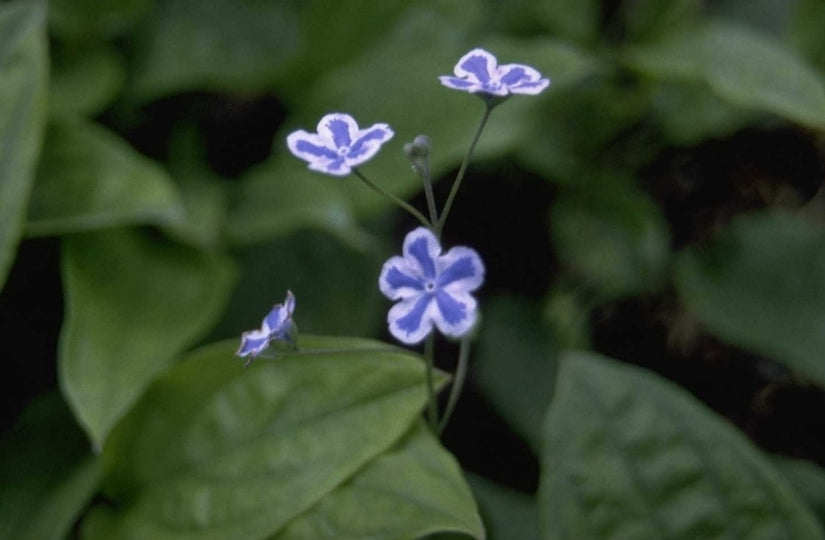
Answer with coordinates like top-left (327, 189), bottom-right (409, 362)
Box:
top-left (50, 44), bottom-right (126, 118)
top-left (0, 1), bottom-right (47, 291)
top-left (82, 337), bottom-right (453, 540)
top-left (0, 394), bottom-right (100, 540)
top-left (618, 0), bottom-right (702, 42)
top-left (789, 0), bottom-right (825, 73)
top-left (48, 0), bottom-right (154, 40)
top-left (60, 228), bottom-right (236, 449)
top-left (475, 296), bottom-right (558, 451)
top-left (775, 456), bottom-right (825, 528)
top-left (539, 352), bottom-right (825, 539)
top-left (624, 20), bottom-right (825, 129)
top-left (551, 181), bottom-right (671, 300)
top-left (26, 118), bottom-right (185, 237)
top-left (467, 473), bottom-right (539, 540)
top-left (675, 212), bottom-right (825, 387)
top-left (130, 0), bottom-right (301, 100)
top-left (275, 422), bottom-right (484, 540)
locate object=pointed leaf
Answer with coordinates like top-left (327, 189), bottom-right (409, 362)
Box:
top-left (624, 21), bottom-right (825, 129)
top-left (551, 182), bottom-right (671, 300)
top-left (540, 352), bottom-right (824, 540)
top-left (82, 337), bottom-right (445, 540)
top-left (50, 45), bottom-right (126, 118)
top-left (0, 1), bottom-right (48, 290)
top-left (275, 422), bottom-right (484, 540)
top-left (0, 394), bottom-right (100, 540)
top-left (60, 228), bottom-right (236, 448)
top-left (675, 212), bottom-right (825, 387)
top-left (775, 457), bottom-right (825, 528)
top-left (26, 118), bottom-right (185, 237)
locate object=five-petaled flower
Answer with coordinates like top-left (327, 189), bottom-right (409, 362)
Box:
top-left (287, 113), bottom-right (394, 176)
top-left (379, 228), bottom-right (484, 344)
top-left (439, 48), bottom-right (549, 99)
top-left (236, 290), bottom-right (297, 365)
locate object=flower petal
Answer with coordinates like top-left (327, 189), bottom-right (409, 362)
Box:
top-left (347, 123), bottom-right (394, 164)
top-left (507, 79), bottom-right (550, 95)
top-left (388, 294), bottom-right (436, 344)
top-left (403, 227), bottom-right (440, 280)
top-left (286, 131), bottom-right (339, 163)
top-left (307, 157), bottom-right (349, 176)
top-left (380, 256), bottom-right (425, 300)
top-left (454, 48), bottom-right (497, 84)
top-left (263, 290), bottom-right (296, 334)
top-left (317, 113), bottom-right (358, 149)
top-left (236, 329), bottom-right (270, 357)
top-left (432, 290), bottom-right (477, 338)
top-left (436, 246), bottom-right (485, 292)
top-left (438, 76), bottom-right (479, 91)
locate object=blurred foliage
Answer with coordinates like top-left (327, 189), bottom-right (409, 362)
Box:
top-left (2, 0), bottom-right (825, 538)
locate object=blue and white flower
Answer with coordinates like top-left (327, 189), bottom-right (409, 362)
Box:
top-left (439, 48), bottom-right (550, 97)
top-left (287, 113), bottom-right (394, 176)
top-left (236, 290), bottom-right (297, 364)
top-left (380, 228), bottom-right (485, 344)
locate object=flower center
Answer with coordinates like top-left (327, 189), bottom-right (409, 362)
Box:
top-left (424, 281), bottom-right (436, 292)
top-left (337, 146), bottom-right (349, 156)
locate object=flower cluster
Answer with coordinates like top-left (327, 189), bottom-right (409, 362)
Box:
top-left (380, 228), bottom-right (485, 344)
top-left (236, 291), bottom-right (297, 365)
top-left (242, 49), bottom-right (547, 349)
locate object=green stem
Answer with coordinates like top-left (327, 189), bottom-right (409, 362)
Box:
top-left (435, 105), bottom-right (493, 235)
top-left (437, 337), bottom-right (471, 434)
top-left (424, 333), bottom-right (439, 431)
top-left (420, 161), bottom-right (439, 228)
top-left (352, 168), bottom-right (431, 228)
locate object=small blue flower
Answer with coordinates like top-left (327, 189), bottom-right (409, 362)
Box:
top-left (379, 228), bottom-right (485, 344)
top-left (236, 290), bottom-right (297, 364)
top-left (287, 113), bottom-right (394, 176)
top-left (439, 48), bottom-right (550, 98)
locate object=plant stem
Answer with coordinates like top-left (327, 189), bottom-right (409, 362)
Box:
top-left (438, 337), bottom-right (471, 434)
top-left (424, 333), bottom-right (439, 431)
top-left (420, 161), bottom-right (439, 228)
top-left (352, 168), bottom-right (431, 228)
top-left (435, 105), bottom-right (493, 235)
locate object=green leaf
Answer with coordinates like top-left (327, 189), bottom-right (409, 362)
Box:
top-left (25, 118), bottom-right (186, 237)
top-left (775, 456), bottom-right (825, 528)
top-left (48, 0), bottom-right (154, 41)
top-left (0, 394), bottom-right (101, 540)
top-left (0, 1), bottom-right (48, 291)
top-left (650, 81), bottom-right (757, 145)
top-left (618, 0), bottom-right (702, 42)
top-left (551, 181), bottom-right (671, 300)
top-left (60, 228), bottom-right (236, 449)
top-left (130, 0), bottom-right (301, 100)
top-left (475, 296), bottom-right (558, 450)
top-left (533, 0), bottom-right (600, 44)
top-left (82, 336), bottom-right (448, 540)
top-left (50, 44), bottom-right (126, 118)
top-left (467, 473), bottom-right (539, 540)
top-left (539, 352), bottom-right (825, 540)
top-left (624, 20), bottom-right (825, 129)
top-left (275, 422), bottom-right (484, 540)
top-left (214, 229), bottom-right (383, 340)
top-left (675, 212), bottom-right (825, 387)
top-left (516, 78), bottom-right (650, 182)
top-left (227, 157), bottom-right (361, 246)
top-left (788, 0), bottom-right (825, 74)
